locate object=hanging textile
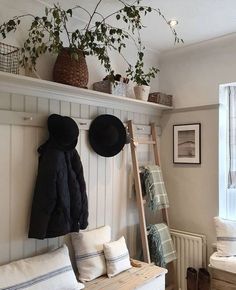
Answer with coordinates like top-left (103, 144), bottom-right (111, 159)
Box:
top-left (142, 165), bottom-right (169, 211)
top-left (147, 223), bottom-right (176, 268)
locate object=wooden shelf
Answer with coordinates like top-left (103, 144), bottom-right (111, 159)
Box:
top-left (0, 71), bottom-right (173, 115)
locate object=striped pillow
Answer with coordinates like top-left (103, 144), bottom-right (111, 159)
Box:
top-left (71, 225), bottom-right (111, 282)
top-left (0, 245), bottom-right (84, 290)
top-left (103, 236), bottom-right (131, 278)
top-left (214, 216), bottom-right (236, 256)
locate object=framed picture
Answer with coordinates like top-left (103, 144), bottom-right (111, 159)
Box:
top-left (173, 123), bottom-right (201, 164)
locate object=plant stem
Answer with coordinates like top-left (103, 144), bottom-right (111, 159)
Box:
top-left (150, 7), bottom-right (183, 44)
top-left (72, 5), bottom-right (92, 18)
top-left (12, 14), bottom-right (35, 19)
top-left (62, 13), bottom-right (71, 46)
top-left (85, 0), bottom-right (103, 32)
top-left (105, 23), bottom-right (140, 50)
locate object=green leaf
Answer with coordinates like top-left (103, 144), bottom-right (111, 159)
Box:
top-left (8, 20), bottom-right (15, 26)
top-left (56, 18), bottom-right (61, 25)
top-left (52, 10), bottom-right (59, 19)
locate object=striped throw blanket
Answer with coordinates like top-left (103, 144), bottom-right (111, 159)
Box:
top-left (147, 223), bottom-right (176, 268)
top-left (142, 165), bottom-right (169, 211)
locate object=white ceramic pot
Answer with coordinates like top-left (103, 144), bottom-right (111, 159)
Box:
top-left (134, 85), bottom-right (150, 101)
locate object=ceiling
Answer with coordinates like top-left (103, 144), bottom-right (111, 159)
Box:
top-left (1, 0), bottom-right (236, 52)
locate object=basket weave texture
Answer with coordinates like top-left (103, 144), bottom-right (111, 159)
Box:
top-left (0, 42), bottom-right (20, 74)
top-left (53, 48), bottom-right (88, 88)
top-left (148, 92), bottom-right (172, 106)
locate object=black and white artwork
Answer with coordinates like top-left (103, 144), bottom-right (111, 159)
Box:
top-left (173, 123), bottom-right (201, 164)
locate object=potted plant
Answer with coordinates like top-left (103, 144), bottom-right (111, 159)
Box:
top-left (0, 1), bottom-right (182, 88)
top-left (126, 51), bottom-right (159, 100)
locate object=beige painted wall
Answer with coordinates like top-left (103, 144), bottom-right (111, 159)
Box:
top-left (159, 34), bottom-right (236, 259)
top-left (161, 107), bottom-right (219, 257)
top-left (159, 33), bottom-right (236, 108)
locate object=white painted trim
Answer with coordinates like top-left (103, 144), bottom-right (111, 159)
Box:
top-left (163, 104), bottom-right (219, 114)
top-left (0, 72), bottom-right (172, 115)
top-left (0, 110), bottom-right (92, 130)
top-left (0, 110), bottom-right (161, 135)
top-left (218, 86), bottom-right (228, 218)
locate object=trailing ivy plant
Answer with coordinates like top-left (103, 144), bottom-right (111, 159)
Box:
top-left (126, 52), bottom-right (160, 86)
top-left (0, 0), bottom-right (183, 83)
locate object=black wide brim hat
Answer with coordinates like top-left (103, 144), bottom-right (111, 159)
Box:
top-left (89, 114), bottom-right (126, 157)
top-left (48, 114), bottom-right (79, 150)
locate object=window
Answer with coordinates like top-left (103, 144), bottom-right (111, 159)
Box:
top-left (219, 85), bottom-right (236, 221)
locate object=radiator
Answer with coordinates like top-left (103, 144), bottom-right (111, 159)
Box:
top-left (170, 229), bottom-right (207, 290)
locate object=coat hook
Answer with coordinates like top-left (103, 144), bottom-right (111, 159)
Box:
top-left (79, 122), bottom-right (87, 126)
top-left (137, 127), bottom-right (144, 131)
top-left (23, 116), bottom-right (33, 121)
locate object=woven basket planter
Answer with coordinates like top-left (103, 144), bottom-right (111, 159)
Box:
top-left (53, 48), bottom-right (89, 88)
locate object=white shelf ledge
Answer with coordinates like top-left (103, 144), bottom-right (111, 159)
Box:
top-left (0, 72), bottom-right (173, 115)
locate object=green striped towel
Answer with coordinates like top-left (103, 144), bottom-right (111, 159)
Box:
top-left (142, 165), bottom-right (169, 211)
top-left (147, 223), bottom-right (176, 268)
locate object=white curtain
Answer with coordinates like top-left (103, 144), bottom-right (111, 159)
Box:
top-left (228, 86), bottom-right (236, 188)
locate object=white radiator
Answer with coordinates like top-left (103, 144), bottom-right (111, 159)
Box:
top-left (170, 229), bottom-right (207, 290)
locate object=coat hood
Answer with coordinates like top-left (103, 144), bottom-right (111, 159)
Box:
top-left (47, 114), bottom-right (79, 150)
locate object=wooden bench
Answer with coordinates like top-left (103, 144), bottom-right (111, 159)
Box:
top-left (209, 266), bottom-right (236, 290)
top-left (84, 260), bottom-right (167, 290)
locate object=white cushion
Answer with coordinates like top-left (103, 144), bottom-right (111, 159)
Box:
top-left (71, 225), bottom-right (111, 282)
top-left (214, 216), bottom-right (236, 256)
top-left (210, 252), bottom-right (236, 274)
top-left (103, 236), bottom-right (131, 278)
top-left (0, 245), bottom-right (84, 290)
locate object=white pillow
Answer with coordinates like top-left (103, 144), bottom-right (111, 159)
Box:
top-left (71, 225), bottom-right (111, 282)
top-left (0, 245), bottom-right (84, 290)
top-left (214, 216), bottom-right (236, 256)
top-left (103, 236), bottom-right (131, 278)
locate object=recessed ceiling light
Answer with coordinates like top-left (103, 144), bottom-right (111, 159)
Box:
top-left (167, 19), bottom-right (178, 27)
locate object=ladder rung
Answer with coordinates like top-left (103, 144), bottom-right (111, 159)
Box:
top-left (137, 140), bottom-right (156, 145)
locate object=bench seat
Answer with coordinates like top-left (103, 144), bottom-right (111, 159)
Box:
top-left (209, 265), bottom-right (236, 290)
top-left (84, 260), bottom-right (167, 290)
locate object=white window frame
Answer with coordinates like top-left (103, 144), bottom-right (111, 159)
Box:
top-left (219, 84), bottom-right (236, 220)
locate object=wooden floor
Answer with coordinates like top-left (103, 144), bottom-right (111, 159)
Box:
top-left (84, 260), bottom-right (167, 290)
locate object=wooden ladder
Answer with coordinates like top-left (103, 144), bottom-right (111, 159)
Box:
top-left (127, 120), bottom-right (176, 289)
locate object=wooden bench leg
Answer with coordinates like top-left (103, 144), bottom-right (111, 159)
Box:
top-left (166, 261), bottom-right (178, 290)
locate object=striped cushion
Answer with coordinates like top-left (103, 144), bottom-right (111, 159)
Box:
top-left (214, 216), bottom-right (236, 256)
top-left (103, 236), bottom-right (131, 278)
top-left (0, 245), bottom-right (84, 290)
top-left (71, 225), bottom-right (111, 282)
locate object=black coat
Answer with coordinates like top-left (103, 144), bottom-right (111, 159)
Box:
top-left (28, 140), bottom-right (88, 239)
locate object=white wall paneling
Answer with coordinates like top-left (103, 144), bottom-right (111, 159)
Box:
top-left (0, 124), bottom-right (11, 265)
top-left (0, 82), bottom-right (165, 265)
